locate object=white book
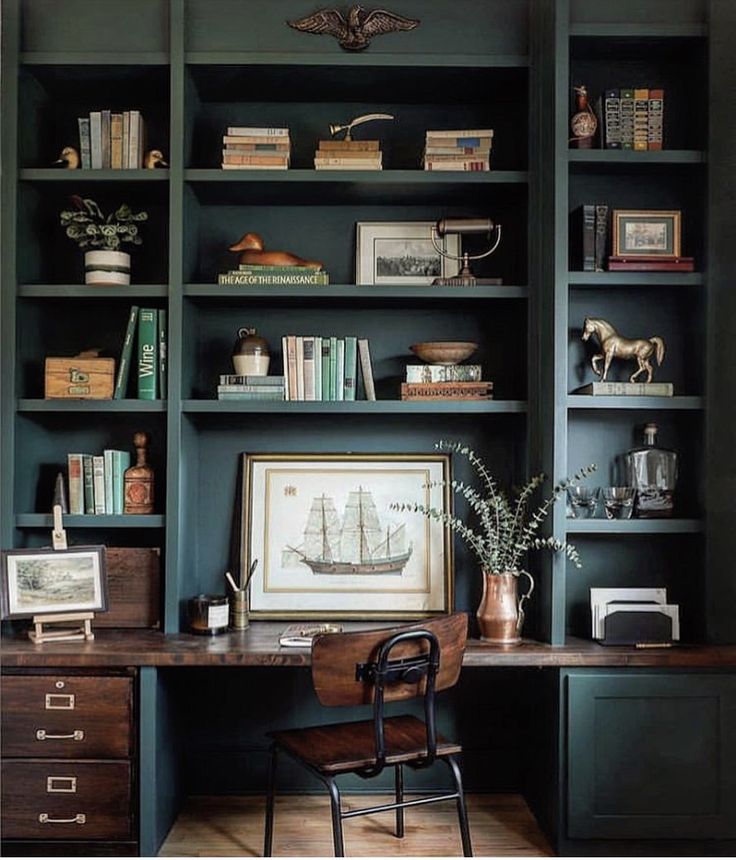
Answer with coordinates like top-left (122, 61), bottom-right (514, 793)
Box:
top-left (303, 336), bottom-right (316, 401)
top-left (281, 336), bottom-right (290, 401)
top-left (314, 336), bottom-right (322, 401)
top-left (92, 455), bottom-right (106, 515)
top-left (227, 126), bottom-right (289, 136)
top-left (89, 111), bottom-right (102, 169)
top-left (425, 128), bottom-right (494, 138)
top-left (358, 338), bottom-right (376, 401)
top-left (103, 450), bottom-right (115, 515)
top-left (296, 336), bottom-right (304, 401)
top-left (336, 339), bottom-right (345, 401)
top-left (220, 163), bottom-right (289, 170)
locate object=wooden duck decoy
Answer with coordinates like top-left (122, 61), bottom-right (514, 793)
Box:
top-left (144, 149), bottom-right (169, 169)
top-left (52, 146), bottom-right (80, 169)
top-left (229, 232), bottom-right (323, 269)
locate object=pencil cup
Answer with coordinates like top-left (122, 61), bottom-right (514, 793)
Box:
top-left (231, 590), bottom-right (249, 630)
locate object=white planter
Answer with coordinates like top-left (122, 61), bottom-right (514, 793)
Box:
top-left (84, 250), bottom-right (131, 286)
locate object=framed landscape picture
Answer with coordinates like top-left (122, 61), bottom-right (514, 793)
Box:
top-left (356, 221), bottom-right (461, 285)
top-left (612, 209), bottom-right (682, 257)
top-left (0, 546), bottom-right (108, 619)
top-left (241, 453), bottom-right (452, 619)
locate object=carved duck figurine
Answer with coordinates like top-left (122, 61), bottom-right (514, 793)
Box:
top-left (229, 232), bottom-right (323, 269)
top-left (52, 146), bottom-right (80, 169)
top-left (144, 149), bottom-right (169, 169)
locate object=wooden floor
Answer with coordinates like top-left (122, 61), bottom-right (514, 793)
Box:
top-left (159, 793), bottom-right (554, 857)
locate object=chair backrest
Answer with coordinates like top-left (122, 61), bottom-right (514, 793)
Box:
top-left (311, 612), bottom-right (468, 707)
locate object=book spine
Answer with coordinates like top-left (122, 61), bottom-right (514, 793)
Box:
top-left (67, 453), bottom-right (84, 514)
top-left (218, 384), bottom-right (285, 393)
top-left (128, 110), bottom-right (140, 169)
top-left (110, 112), bottom-right (123, 169)
top-left (218, 273), bottom-right (329, 285)
top-left (103, 450), bottom-right (115, 515)
top-left (603, 88), bottom-right (621, 149)
top-left (113, 450), bottom-right (130, 515)
top-left (222, 153), bottom-right (290, 165)
top-left (594, 205), bottom-right (609, 273)
top-left (329, 336), bottom-right (338, 400)
top-left (648, 88), bottom-right (664, 150)
top-left (317, 139), bottom-right (380, 151)
top-left (217, 391), bottom-right (285, 400)
top-left (122, 111), bottom-right (130, 169)
top-left (344, 337), bottom-right (357, 401)
top-left (296, 336), bottom-right (305, 401)
top-left (581, 382), bottom-right (673, 396)
top-left (286, 335), bottom-right (297, 401)
top-left (219, 375), bottom-right (286, 385)
top-left (425, 128), bottom-right (494, 138)
top-left (336, 339), bottom-right (345, 401)
top-left (314, 156), bottom-right (382, 167)
top-left (93, 455), bottom-right (106, 515)
top-left (226, 126), bottom-right (289, 136)
top-left (321, 338), bottom-right (331, 401)
top-left (358, 339), bottom-right (376, 401)
top-left (424, 159), bottom-right (490, 171)
top-left (303, 336), bottom-right (316, 400)
top-left (281, 336), bottom-right (290, 401)
top-left (138, 115), bottom-right (146, 171)
top-left (619, 89), bottom-right (635, 149)
top-left (405, 364), bottom-right (482, 383)
top-left (224, 142), bottom-right (290, 152)
top-left (314, 336), bottom-right (322, 401)
top-left (237, 263), bottom-right (323, 273)
top-left (114, 305), bottom-right (139, 399)
top-left (158, 309), bottom-right (167, 399)
top-left (101, 109), bottom-right (111, 169)
top-left (89, 111), bottom-right (102, 169)
top-left (137, 308), bottom-right (158, 400)
top-left (581, 204), bottom-right (595, 272)
top-left (82, 454), bottom-right (95, 514)
top-left (78, 117), bottom-right (91, 169)
top-left (634, 88), bottom-right (649, 151)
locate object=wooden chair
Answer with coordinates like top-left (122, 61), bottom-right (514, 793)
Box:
top-left (263, 612), bottom-right (471, 857)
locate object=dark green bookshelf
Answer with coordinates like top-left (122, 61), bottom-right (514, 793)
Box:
top-left (16, 399), bottom-right (168, 412)
top-left (182, 400), bottom-right (527, 414)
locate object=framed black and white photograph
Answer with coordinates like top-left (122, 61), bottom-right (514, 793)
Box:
top-left (612, 209), bottom-right (682, 258)
top-left (241, 453), bottom-right (452, 619)
top-left (356, 221), bottom-right (461, 285)
top-left (1, 546), bottom-right (108, 619)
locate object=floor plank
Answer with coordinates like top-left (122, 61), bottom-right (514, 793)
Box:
top-left (159, 793), bottom-right (553, 857)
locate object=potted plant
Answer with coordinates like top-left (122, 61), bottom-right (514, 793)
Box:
top-left (392, 440), bottom-right (596, 646)
top-left (60, 195), bottom-right (148, 285)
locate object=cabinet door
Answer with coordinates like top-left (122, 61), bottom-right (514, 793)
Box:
top-left (567, 672), bottom-right (736, 839)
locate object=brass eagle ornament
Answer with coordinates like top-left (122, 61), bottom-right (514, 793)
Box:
top-left (287, 5), bottom-right (420, 51)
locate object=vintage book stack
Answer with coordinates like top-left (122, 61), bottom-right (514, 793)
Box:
top-left (221, 126), bottom-right (291, 169)
top-left (217, 375), bottom-right (286, 401)
top-left (77, 109), bottom-right (146, 169)
top-left (576, 204), bottom-right (610, 272)
top-left (218, 264), bottom-right (329, 286)
top-left (422, 129), bottom-right (493, 171)
top-left (67, 449), bottom-right (131, 515)
top-left (271, 335), bottom-right (376, 401)
top-left (114, 305), bottom-right (167, 400)
top-left (603, 88), bottom-right (664, 149)
top-left (313, 138), bottom-right (382, 170)
top-left (401, 363), bottom-right (493, 400)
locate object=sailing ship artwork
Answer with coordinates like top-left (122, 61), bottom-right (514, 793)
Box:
top-left (283, 487), bottom-right (412, 576)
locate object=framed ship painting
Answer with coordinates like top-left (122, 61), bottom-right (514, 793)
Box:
top-left (241, 453), bottom-right (452, 619)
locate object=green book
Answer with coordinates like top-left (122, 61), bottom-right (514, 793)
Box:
top-left (158, 308), bottom-right (167, 399)
top-left (238, 263), bottom-right (324, 274)
top-left (103, 449), bottom-right (115, 515)
top-left (335, 338), bottom-right (345, 401)
top-left (344, 337), bottom-right (357, 401)
top-left (314, 336), bottom-right (322, 400)
top-left (82, 454), bottom-right (95, 515)
top-left (329, 336), bottom-right (338, 401)
top-left (112, 450), bottom-right (131, 515)
top-left (113, 305), bottom-right (139, 399)
top-left (321, 338), bottom-right (331, 401)
top-left (137, 308), bottom-right (158, 400)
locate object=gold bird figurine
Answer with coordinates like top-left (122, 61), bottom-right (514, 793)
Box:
top-left (52, 146), bottom-right (80, 169)
top-left (229, 232), bottom-right (323, 269)
top-left (144, 149), bottom-right (169, 169)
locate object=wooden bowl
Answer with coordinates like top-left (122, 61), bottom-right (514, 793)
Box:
top-left (409, 341), bottom-right (479, 366)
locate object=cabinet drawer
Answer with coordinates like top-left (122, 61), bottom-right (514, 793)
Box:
top-left (1, 760), bottom-right (131, 840)
top-left (1, 676), bottom-right (132, 758)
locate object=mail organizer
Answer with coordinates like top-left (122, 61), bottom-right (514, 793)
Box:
top-left (591, 587), bottom-right (680, 646)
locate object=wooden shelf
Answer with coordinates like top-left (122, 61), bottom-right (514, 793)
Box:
top-left (568, 149), bottom-right (705, 165)
top-left (20, 51), bottom-right (170, 65)
top-left (566, 518), bottom-right (704, 535)
top-left (18, 284), bottom-right (168, 298)
top-left (183, 400), bottom-right (527, 414)
top-left (17, 399), bottom-right (167, 413)
top-left (15, 514), bottom-right (165, 528)
top-left (185, 168), bottom-right (527, 184)
top-left (567, 395), bottom-right (704, 410)
top-left (568, 272), bottom-right (704, 287)
top-left (569, 23), bottom-right (707, 38)
top-left (19, 169), bottom-right (168, 181)
top-left (183, 284), bottom-right (528, 301)
top-left (184, 51), bottom-right (530, 68)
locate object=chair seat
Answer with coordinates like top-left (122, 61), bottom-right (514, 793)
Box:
top-left (269, 714), bottom-right (462, 774)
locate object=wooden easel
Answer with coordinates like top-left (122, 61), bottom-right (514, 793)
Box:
top-left (28, 506), bottom-right (95, 644)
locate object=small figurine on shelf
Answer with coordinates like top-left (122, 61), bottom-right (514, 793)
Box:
top-left (232, 328), bottom-right (271, 376)
top-left (52, 146), bottom-right (80, 169)
top-left (582, 317), bottom-right (666, 383)
top-left (124, 431), bottom-right (154, 514)
top-left (228, 232), bottom-right (323, 269)
top-left (570, 85), bottom-right (598, 148)
top-left (144, 149), bottom-right (169, 169)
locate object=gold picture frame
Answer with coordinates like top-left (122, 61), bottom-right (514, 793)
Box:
top-left (612, 209), bottom-right (682, 258)
top-left (240, 453), bottom-right (452, 620)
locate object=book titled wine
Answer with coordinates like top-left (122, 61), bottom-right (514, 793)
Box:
top-left (575, 381), bottom-right (674, 397)
top-left (137, 308), bottom-right (158, 399)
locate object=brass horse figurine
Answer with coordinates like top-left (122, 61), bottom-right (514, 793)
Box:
top-left (582, 317), bottom-right (666, 384)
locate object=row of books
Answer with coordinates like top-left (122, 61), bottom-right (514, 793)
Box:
top-left (114, 306), bottom-right (167, 399)
top-left (77, 110), bottom-right (147, 169)
top-left (423, 128), bottom-right (493, 171)
top-left (401, 363), bottom-right (493, 401)
top-left (603, 88), bottom-right (664, 150)
top-left (314, 138), bottom-right (382, 171)
top-left (67, 450), bottom-right (130, 515)
top-left (218, 263), bottom-right (329, 286)
top-left (221, 126), bottom-right (291, 170)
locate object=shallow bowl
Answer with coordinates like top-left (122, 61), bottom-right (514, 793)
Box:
top-left (409, 341), bottom-right (479, 365)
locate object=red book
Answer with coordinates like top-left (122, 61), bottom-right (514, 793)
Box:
top-left (607, 255), bottom-right (694, 272)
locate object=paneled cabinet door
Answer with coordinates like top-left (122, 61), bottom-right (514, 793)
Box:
top-left (566, 671), bottom-right (736, 840)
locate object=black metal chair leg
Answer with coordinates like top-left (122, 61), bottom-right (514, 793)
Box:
top-left (395, 763), bottom-right (404, 838)
top-left (325, 776), bottom-right (345, 857)
top-left (446, 755), bottom-right (473, 857)
top-left (263, 744), bottom-right (278, 857)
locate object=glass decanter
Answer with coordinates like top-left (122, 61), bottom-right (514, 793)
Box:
top-left (624, 423), bottom-right (678, 518)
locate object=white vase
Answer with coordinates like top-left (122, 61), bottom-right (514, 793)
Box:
top-left (84, 250), bottom-right (131, 285)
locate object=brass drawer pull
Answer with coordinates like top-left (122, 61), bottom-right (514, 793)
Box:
top-left (45, 693), bottom-right (75, 710)
top-left (35, 730), bottom-right (84, 741)
top-left (38, 813), bottom-right (86, 825)
top-left (47, 776), bottom-right (77, 793)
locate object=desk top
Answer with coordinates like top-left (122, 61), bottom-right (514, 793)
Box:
top-left (2, 625), bottom-right (736, 668)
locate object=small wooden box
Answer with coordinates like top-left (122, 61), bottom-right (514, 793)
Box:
top-left (96, 547), bottom-right (161, 628)
top-left (44, 356), bottom-right (115, 399)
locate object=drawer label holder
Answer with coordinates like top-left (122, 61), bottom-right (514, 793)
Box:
top-left (46, 776), bottom-right (78, 793)
top-left (45, 693), bottom-right (75, 710)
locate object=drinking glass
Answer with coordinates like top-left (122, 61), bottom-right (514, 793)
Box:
top-left (601, 487), bottom-right (636, 520)
top-left (567, 486), bottom-right (599, 519)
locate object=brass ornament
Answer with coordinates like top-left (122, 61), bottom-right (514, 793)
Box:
top-left (582, 317), bottom-right (666, 383)
top-left (52, 146), bottom-right (80, 169)
top-left (329, 112), bottom-right (394, 141)
top-left (144, 149), bottom-right (168, 169)
top-left (569, 85), bottom-right (598, 147)
top-left (287, 5), bottom-right (419, 51)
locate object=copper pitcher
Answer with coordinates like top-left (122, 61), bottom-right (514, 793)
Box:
top-left (476, 571), bottom-right (534, 646)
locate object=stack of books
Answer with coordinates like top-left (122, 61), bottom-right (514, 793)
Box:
top-left (281, 336), bottom-right (375, 401)
top-left (218, 264), bottom-right (329, 286)
top-left (603, 88), bottom-right (664, 150)
top-left (217, 375), bottom-right (286, 401)
top-left (114, 306), bottom-right (166, 400)
top-left (77, 109), bottom-right (146, 169)
top-left (401, 363), bottom-right (493, 401)
top-left (313, 139), bottom-right (382, 170)
top-left (221, 126), bottom-right (291, 170)
top-left (422, 129), bottom-right (493, 171)
top-left (67, 450), bottom-right (131, 515)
